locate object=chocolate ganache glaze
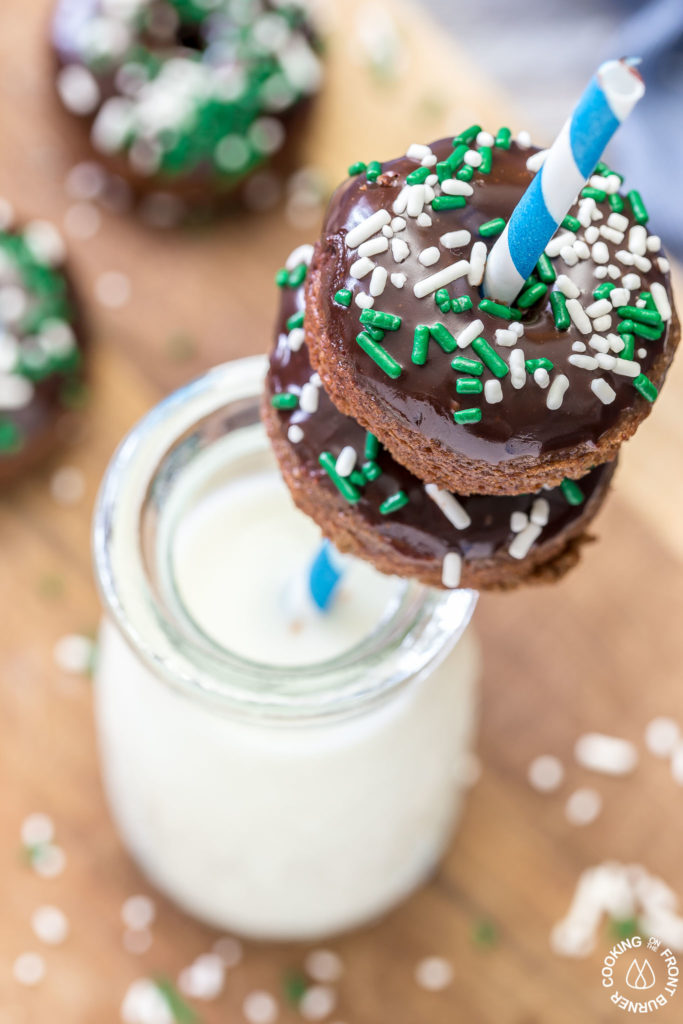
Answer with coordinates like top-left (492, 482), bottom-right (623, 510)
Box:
top-left (264, 276), bottom-right (616, 589)
top-left (304, 135), bottom-right (678, 495)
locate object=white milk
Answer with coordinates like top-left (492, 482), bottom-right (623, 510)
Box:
top-left (93, 358), bottom-right (480, 940)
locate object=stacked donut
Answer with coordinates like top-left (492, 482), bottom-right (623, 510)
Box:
top-left (264, 130), bottom-right (679, 590)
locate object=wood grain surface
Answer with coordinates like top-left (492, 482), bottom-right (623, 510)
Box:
top-left (1, 1), bottom-right (682, 1021)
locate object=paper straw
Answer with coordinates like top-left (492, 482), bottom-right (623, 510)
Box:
top-left (483, 58), bottom-right (645, 304)
top-left (308, 540), bottom-right (346, 611)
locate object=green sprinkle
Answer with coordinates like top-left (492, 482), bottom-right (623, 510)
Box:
top-left (434, 287), bottom-right (450, 306)
top-left (478, 298), bottom-right (521, 321)
top-left (617, 305), bottom-right (662, 328)
top-left (561, 478), bottom-right (585, 506)
top-left (456, 377), bottom-right (483, 394)
top-left (478, 146), bottom-right (492, 174)
top-left (365, 325), bottom-right (385, 342)
top-left (334, 288), bottom-right (352, 307)
top-left (412, 324), bottom-right (430, 365)
top-left (271, 392), bottom-right (298, 410)
top-left (608, 194), bottom-right (624, 213)
top-left (562, 214), bottom-right (581, 232)
top-left (360, 308), bottom-right (402, 331)
top-left (479, 217), bottom-right (506, 237)
top-left (432, 195), bottom-right (466, 211)
top-left (275, 267), bottom-right (289, 287)
top-left (456, 165), bottom-right (474, 182)
top-left (283, 970), bottom-right (308, 1007)
top-left (429, 322), bottom-right (457, 353)
top-left (472, 918), bottom-right (499, 948)
top-left (617, 318), bottom-right (663, 341)
top-left (550, 291), bottom-right (570, 331)
top-left (593, 282), bottom-right (616, 300)
top-left (639, 291), bottom-right (657, 311)
top-left (406, 166), bottom-right (430, 185)
top-left (288, 263), bottom-right (307, 288)
top-left (610, 917), bottom-right (641, 942)
top-left (438, 299), bottom-right (451, 314)
top-left (37, 572), bottom-right (65, 599)
top-left (494, 126), bottom-right (511, 149)
top-left (362, 459), bottom-right (382, 481)
top-left (348, 161), bottom-right (367, 176)
top-left (436, 161), bottom-right (451, 183)
top-left (0, 418), bottom-right (21, 452)
top-left (471, 336), bottom-right (509, 377)
top-left (366, 160), bottom-right (382, 181)
top-left (349, 469), bottom-right (366, 487)
top-left (356, 332), bottom-right (402, 379)
top-left (456, 124), bottom-right (481, 144)
top-left (166, 332), bottom-right (196, 362)
top-left (319, 451), bottom-right (362, 503)
top-left (620, 332), bottom-right (635, 360)
top-left (581, 185), bottom-right (607, 202)
top-left (536, 253), bottom-right (556, 284)
top-left (451, 295), bottom-right (473, 314)
top-left (154, 977), bottom-right (200, 1024)
top-left (453, 407), bottom-right (482, 425)
top-left (364, 431), bottom-right (380, 461)
top-left (447, 143), bottom-right (468, 172)
top-left (451, 355), bottom-right (483, 376)
top-left (633, 373), bottom-right (658, 403)
top-left (525, 357), bottom-right (553, 373)
top-left (628, 189), bottom-right (649, 224)
top-left (516, 282), bottom-right (548, 309)
top-left (286, 309), bottom-right (304, 330)
top-left (379, 490), bottom-right (409, 515)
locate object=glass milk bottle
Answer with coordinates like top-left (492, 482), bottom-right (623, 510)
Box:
top-left (92, 356), bottom-right (480, 940)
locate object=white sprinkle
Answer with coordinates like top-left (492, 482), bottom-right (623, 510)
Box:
top-left (577, 198), bottom-right (595, 227)
top-left (455, 318), bottom-right (484, 350)
top-left (50, 466), bottom-right (85, 506)
top-left (441, 179), bottom-right (473, 197)
top-left (178, 953), bottom-right (225, 1001)
top-left (560, 245), bottom-right (578, 267)
top-left (357, 236), bottom-right (388, 259)
top-left (637, 347), bottom-right (647, 359)
top-left (622, 273), bottom-right (641, 290)
top-left (413, 260), bottom-right (470, 299)
top-left (417, 212), bottom-right (432, 227)
top-left (95, 270), bottom-right (131, 308)
top-left (633, 254), bottom-right (652, 273)
top-left (494, 328), bottom-right (516, 347)
top-left (566, 298), bottom-right (591, 334)
top-left (122, 929), bottom-right (153, 956)
top-left (121, 979), bottom-right (174, 1024)
top-left (573, 240), bottom-right (590, 260)
top-left (569, 354), bottom-right (599, 370)
top-left (591, 378), bottom-right (616, 404)
top-left (390, 273), bottom-right (406, 289)
top-left (31, 905), bottom-right (69, 946)
top-left (476, 131), bottom-right (495, 147)
top-left (645, 234), bottom-right (661, 252)
top-left (418, 246), bottom-right (440, 267)
top-left (628, 224), bottom-right (647, 256)
top-left (300, 383), bottom-right (319, 414)
top-left (586, 299), bottom-right (611, 319)
top-left (530, 498), bottom-right (550, 526)
top-left (287, 424), bottom-right (303, 444)
top-left (391, 216), bottom-right (406, 232)
top-left (391, 238), bottom-right (410, 263)
top-left (584, 225), bottom-right (600, 244)
top-left (591, 241), bottom-right (609, 265)
top-left (593, 266), bottom-right (608, 279)
top-left (658, 257), bottom-right (670, 273)
top-left (672, 745), bottom-right (683, 786)
top-left (285, 244), bottom-right (314, 270)
top-left (299, 985), bottom-right (336, 1021)
top-left (545, 232), bottom-right (575, 258)
top-left (516, 130), bottom-right (532, 148)
top-left (607, 212), bottom-right (629, 232)
top-left (588, 334), bottom-right (610, 353)
top-left (510, 348), bottom-right (526, 389)
top-left (354, 293), bottom-right (374, 309)
top-left (425, 484), bottom-right (471, 529)
top-left (609, 287), bottom-right (629, 307)
top-left (607, 333), bottom-right (625, 353)
top-left (243, 991), bottom-right (278, 1024)
top-left (122, 895), bottom-right (156, 932)
top-left (304, 950), bottom-right (343, 984)
top-left (65, 161), bottom-right (106, 201)
top-left (510, 511), bottom-right (528, 533)
top-left (574, 733), bottom-right (638, 776)
top-left (528, 754), bottom-right (564, 793)
top-left (53, 634), bottom-right (93, 675)
top-left (287, 327), bottom-right (305, 352)
top-left (651, 282), bottom-right (671, 321)
top-left (508, 522), bottom-right (542, 559)
top-left (406, 184), bottom-right (426, 217)
top-left (21, 813), bottom-right (54, 847)
top-left (572, 341), bottom-right (587, 352)
top-left (212, 936), bottom-right (243, 967)
top-left (611, 358), bottom-right (640, 377)
top-left (484, 379), bottom-right (502, 404)
top-left (64, 202), bottom-right (101, 240)
top-left (464, 149), bottom-right (482, 167)
top-left (416, 956), bottom-right (454, 991)
top-left (526, 149), bottom-right (547, 172)
top-left (534, 367), bottom-right (550, 388)
top-left (345, 209), bottom-right (391, 248)
top-left (440, 230), bottom-right (471, 249)
top-left (510, 321), bottom-right (524, 337)
top-left (615, 249), bottom-right (635, 266)
top-left (32, 844), bottom-right (66, 878)
top-left (592, 314), bottom-right (612, 333)
top-left (57, 64), bottom-right (100, 115)
top-left (369, 266), bottom-right (388, 297)
top-left (0, 373), bottom-right (33, 410)
top-left (555, 275), bottom-right (580, 299)
top-left (381, 225), bottom-right (393, 237)
top-left (645, 717), bottom-right (680, 758)
top-left (599, 226), bottom-right (623, 245)
top-left (547, 373), bottom-right (569, 410)
top-left (603, 174), bottom-right (621, 194)
top-left (406, 143), bottom-right (431, 161)
top-left (24, 221), bottom-right (65, 267)
top-left (589, 174), bottom-right (607, 191)
top-left (565, 788), bottom-right (602, 826)
top-left (335, 446), bottom-right (357, 477)
top-left (467, 241), bottom-right (487, 286)
top-left (0, 196), bottom-right (14, 230)
top-left (349, 256), bottom-right (374, 280)
top-left (13, 953), bottom-right (45, 987)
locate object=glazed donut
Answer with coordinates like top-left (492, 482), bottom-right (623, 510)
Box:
top-left (263, 266), bottom-right (616, 591)
top-left (0, 203), bottom-right (87, 483)
top-left (303, 133), bottom-right (678, 495)
top-left (52, 0), bottom-right (323, 202)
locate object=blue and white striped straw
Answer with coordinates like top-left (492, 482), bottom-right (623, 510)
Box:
top-left (483, 58), bottom-right (645, 305)
top-left (308, 539), bottom-right (346, 611)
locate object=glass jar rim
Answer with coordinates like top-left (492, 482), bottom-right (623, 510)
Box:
top-left (92, 357), bottom-right (477, 721)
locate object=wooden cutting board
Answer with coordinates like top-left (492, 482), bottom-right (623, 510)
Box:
top-left (1, 1), bottom-right (682, 1021)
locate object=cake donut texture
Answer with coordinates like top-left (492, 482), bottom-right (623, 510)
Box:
top-left (304, 132), bottom-right (678, 495)
top-left (52, 0), bottom-right (322, 200)
top-left (264, 269), bottom-right (616, 590)
top-left (0, 207), bottom-right (87, 483)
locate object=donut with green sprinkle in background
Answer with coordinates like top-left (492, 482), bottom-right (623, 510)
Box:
top-left (51, 0), bottom-right (323, 210)
top-left (0, 203), bottom-right (88, 484)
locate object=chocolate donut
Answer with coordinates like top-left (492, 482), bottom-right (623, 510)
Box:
top-left (264, 264), bottom-right (616, 591)
top-left (304, 132), bottom-right (678, 495)
top-left (52, 0), bottom-right (323, 202)
top-left (0, 206), bottom-right (87, 484)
